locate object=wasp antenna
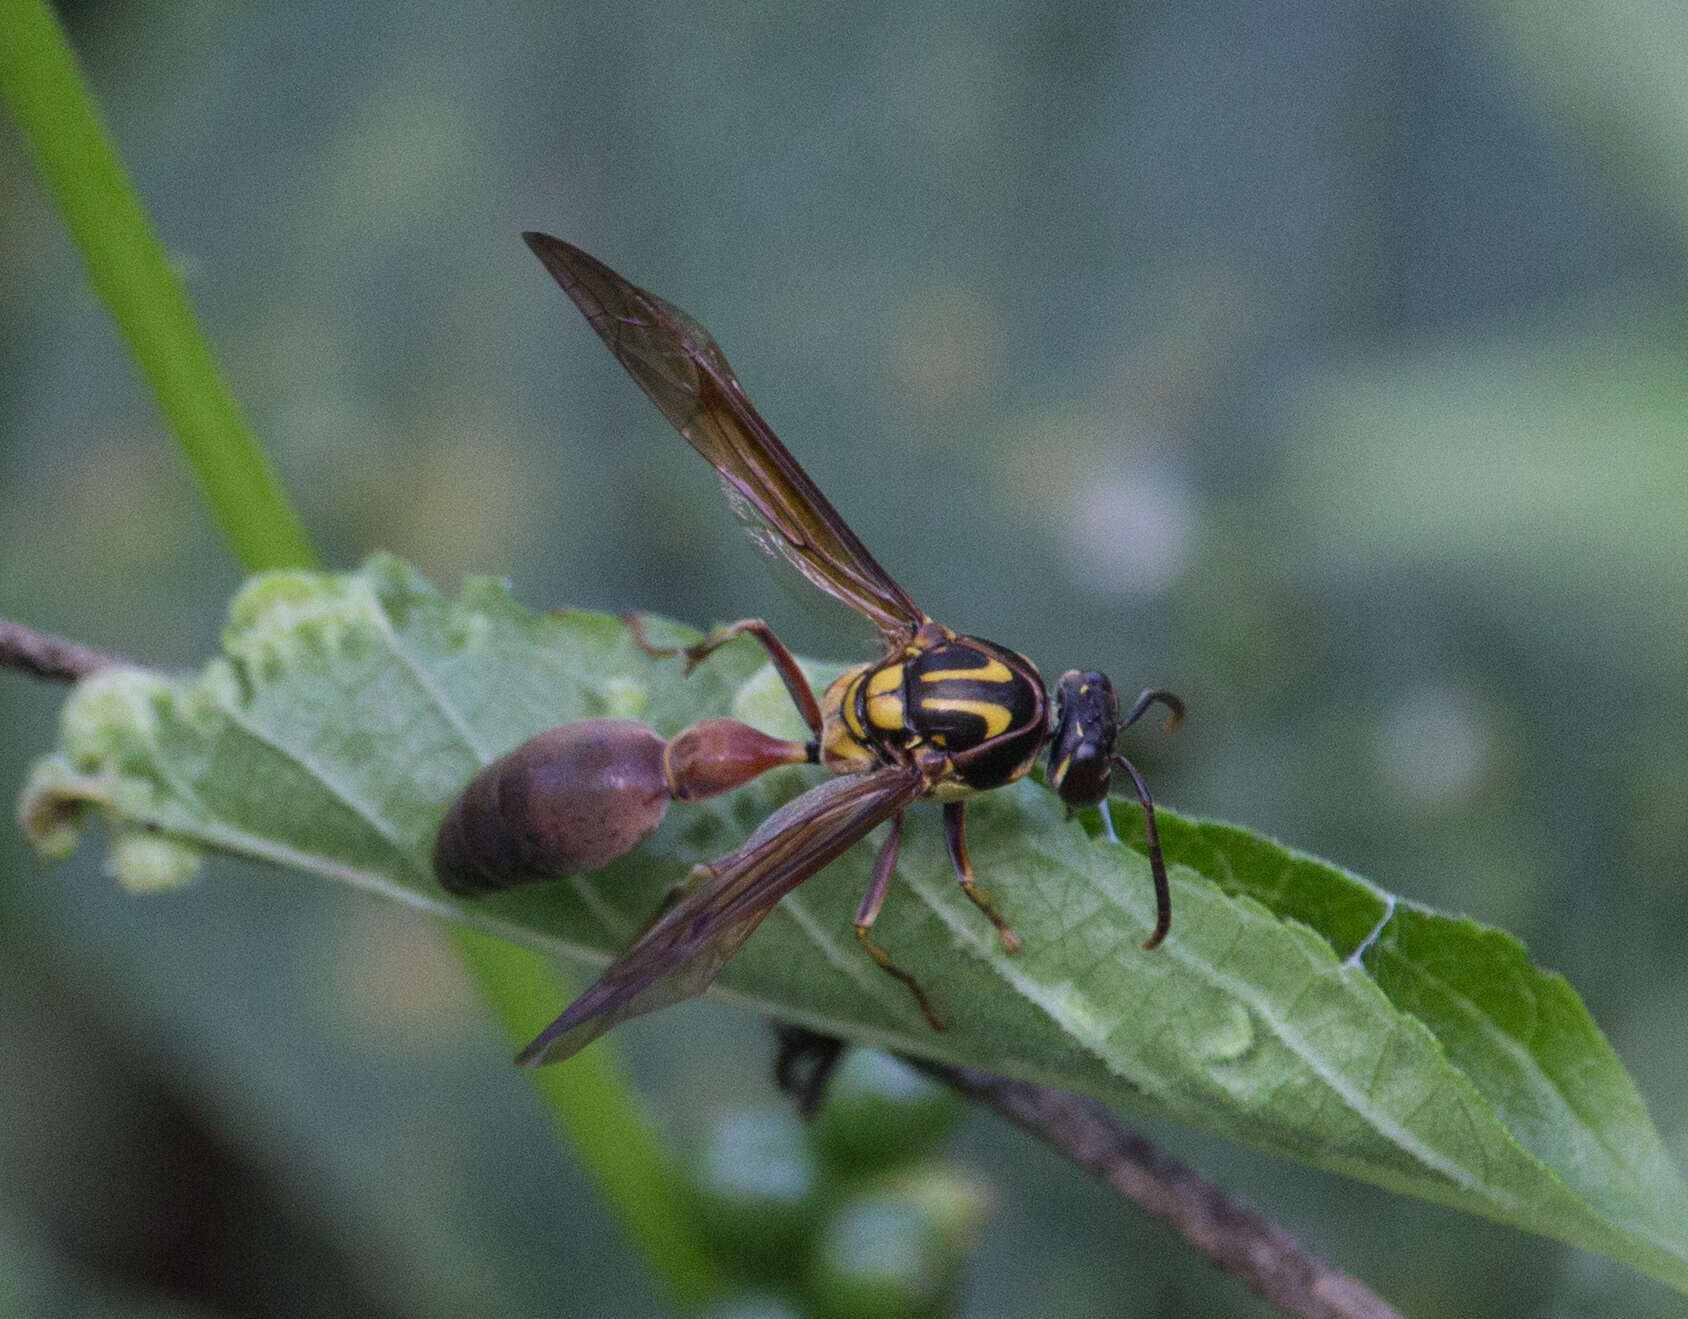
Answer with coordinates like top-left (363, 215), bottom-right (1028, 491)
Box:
top-left (1113, 754), bottom-right (1172, 950)
top-left (1121, 687), bottom-right (1186, 736)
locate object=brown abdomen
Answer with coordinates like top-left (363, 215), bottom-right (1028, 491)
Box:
top-left (432, 718), bottom-right (671, 896)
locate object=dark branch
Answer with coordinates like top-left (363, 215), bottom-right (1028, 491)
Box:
top-left (0, 617), bottom-right (126, 682)
top-left (914, 1061), bottom-right (1403, 1319)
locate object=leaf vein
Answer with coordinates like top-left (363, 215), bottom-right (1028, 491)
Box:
top-left (367, 592), bottom-right (492, 763)
top-left (1378, 946), bottom-right (1648, 1186)
top-left (219, 702), bottom-right (425, 878)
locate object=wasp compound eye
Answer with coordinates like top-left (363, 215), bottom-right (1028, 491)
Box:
top-left (1048, 670), bottom-right (1121, 809)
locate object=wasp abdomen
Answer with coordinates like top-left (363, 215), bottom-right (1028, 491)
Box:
top-left (664, 717), bottom-right (812, 800)
top-left (433, 718), bottom-right (671, 896)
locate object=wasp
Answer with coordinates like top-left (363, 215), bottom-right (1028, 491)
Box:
top-left (433, 234), bottom-right (1184, 1065)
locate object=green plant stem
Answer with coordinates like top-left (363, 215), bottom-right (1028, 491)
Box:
top-left (1, 4), bottom-right (723, 1302)
top-left (451, 929), bottom-right (725, 1308)
top-left (0, 0), bottom-right (313, 573)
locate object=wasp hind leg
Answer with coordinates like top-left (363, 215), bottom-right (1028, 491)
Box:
top-left (854, 811), bottom-right (946, 1031)
top-left (625, 613), bottom-right (823, 737)
top-left (943, 802), bottom-right (1021, 953)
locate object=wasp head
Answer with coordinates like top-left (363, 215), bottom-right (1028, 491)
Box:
top-left (1047, 670), bottom-right (1121, 811)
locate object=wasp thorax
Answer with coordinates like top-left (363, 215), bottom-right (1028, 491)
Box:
top-left (433, 718), bottom-right (671, 896)
top-left (1047, 670), bottom-right (1121, 809)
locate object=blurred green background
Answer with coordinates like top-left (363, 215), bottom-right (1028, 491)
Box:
top-left (4, 1), bottom-right (1688, 1315)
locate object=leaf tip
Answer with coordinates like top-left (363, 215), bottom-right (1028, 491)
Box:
top-left (18, 757), bottom-right (88, 860)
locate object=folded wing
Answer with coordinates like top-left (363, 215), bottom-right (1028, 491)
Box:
top-left (517, 767), bottom-right (923, 1065)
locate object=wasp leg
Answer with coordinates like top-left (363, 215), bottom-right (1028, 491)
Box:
top-left (1095, 797), bottom-right (1121, 844)
top-left (942, 802), bottom-right (1021, 953)
top-left (853, 812), bottom-right (945, 1030)
top-left (625, 613), bottom-right (823, 737)
top-left (1112, 754), bottom-right (1173, 950)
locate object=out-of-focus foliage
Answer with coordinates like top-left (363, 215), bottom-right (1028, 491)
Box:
top-left (5, 1), bottom-right (1688, 1315)
top-left (807, 1051), bottom-right (963, 1176)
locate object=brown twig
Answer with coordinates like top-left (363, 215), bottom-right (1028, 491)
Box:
top-left (0, 617), bottom-right (125, 682)
top-left (914, 1061), bottom-right (1403, 1319)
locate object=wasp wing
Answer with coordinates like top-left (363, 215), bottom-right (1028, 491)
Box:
top-left (525, 233), bottom-right (926, 639)
top-left (516, 767), bottom-right (924, 1066)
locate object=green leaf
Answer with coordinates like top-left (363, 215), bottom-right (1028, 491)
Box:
top-left (19, 555), bottom-right (1688, 1291)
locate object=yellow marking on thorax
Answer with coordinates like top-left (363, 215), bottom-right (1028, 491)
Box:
top-left (819, 667), bottom-right (877, 774)
top-left (918, 657), bottom-right (1013, 684)
top-left (839, 674), bottom-right (868, 741)
top-left (863, 662), bottom-right (907, 732)
top-left (821, 722), bottom-right (877, 773)
top-left (919, 697), bottom-right (1013, 739)
top-left (866, 691), bottom-right (905, 731)
top-left (867, 665), bottom-right (903, 696)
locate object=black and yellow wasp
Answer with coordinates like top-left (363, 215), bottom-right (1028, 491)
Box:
top-left (433, 234), bottom-right (1183, 1065)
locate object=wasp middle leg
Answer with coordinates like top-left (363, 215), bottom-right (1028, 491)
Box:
top-left (943, 802), bottom-right (1021, 954)
top-left (853, 811), bottom-right (945, 1031)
